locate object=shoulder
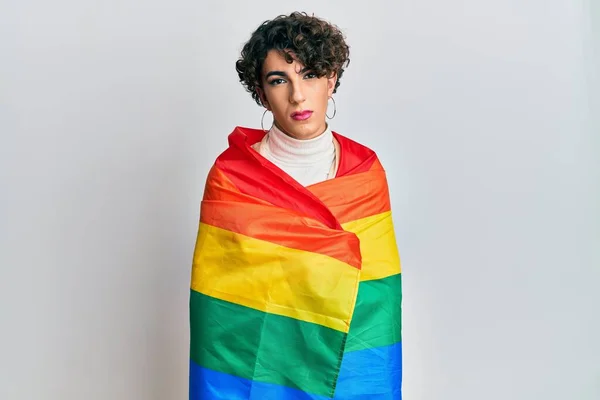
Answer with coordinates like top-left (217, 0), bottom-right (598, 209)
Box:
top-left (332, 131), bottom-right (383, 175)
top-left (210, 126), bottom-right (265, 165)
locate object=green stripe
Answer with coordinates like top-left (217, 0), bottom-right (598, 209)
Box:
top-left (190, 290), bottom-right (345, 397)
top-left (345, 273), bottom-right (402, 352)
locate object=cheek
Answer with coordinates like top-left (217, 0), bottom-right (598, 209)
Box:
top-left (266, 91), bottom-right (289, 119)
top-left (264, 88), bottom-right (282, 110)
top-left (313, 86), bottom-right (330, 110)
top-left (302, 82), bottom-right (323, 101)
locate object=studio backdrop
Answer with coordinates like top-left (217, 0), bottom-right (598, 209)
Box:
top-left (1, 0), bottom-right (598, 399)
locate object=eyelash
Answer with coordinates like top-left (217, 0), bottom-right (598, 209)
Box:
top-left (268, 72), bottom-right (317, 86)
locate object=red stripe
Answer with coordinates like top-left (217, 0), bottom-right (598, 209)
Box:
top-left (216, 127), bottom-right (342, 230)
top-left (213, 127), bottom-right (383, 230)
top-left (333, 132), bottom-right (378, 176)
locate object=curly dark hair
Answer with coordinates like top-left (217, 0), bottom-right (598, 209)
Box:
top-left (235, 12), bottom-right (350, 106)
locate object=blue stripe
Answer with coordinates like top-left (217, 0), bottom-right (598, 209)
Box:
top-left (190, 342), bottom-right (402, 399)
top-left (334, 342), bottom-right (402, 399)
top-left (189, 360), bottom-right (330, 400)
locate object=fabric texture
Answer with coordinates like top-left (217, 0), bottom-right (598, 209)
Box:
top-left (189, 126), bottom-right (402, 399)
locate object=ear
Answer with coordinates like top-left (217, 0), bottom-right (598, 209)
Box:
top-left (256, 87), bottom-right (270, 110)
top-left (327, 72), bottom-right (338, 97)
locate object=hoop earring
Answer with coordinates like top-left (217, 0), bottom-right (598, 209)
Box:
top-left (261, 109), bottom-right (272, 132)
top-left (326, 97), bottom-right (337, 120)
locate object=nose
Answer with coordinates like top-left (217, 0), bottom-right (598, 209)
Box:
top-left (289, 80), bottom-right (306, 104)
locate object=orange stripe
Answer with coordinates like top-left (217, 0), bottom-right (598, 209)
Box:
top-left (308, 170), bottom-right (391, 224)
top-left (369, 158), bottom-right (385, 172)
top-left (202, 166), bottom-right (272, 205)
top-left (200, 199), bottom-right (362, 270)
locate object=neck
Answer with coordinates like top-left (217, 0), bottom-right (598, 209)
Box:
top-left (265, 123), bottom-right (334, 165)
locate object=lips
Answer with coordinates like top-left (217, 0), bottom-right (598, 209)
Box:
top-left (291, 110), bottom-right (313, 121)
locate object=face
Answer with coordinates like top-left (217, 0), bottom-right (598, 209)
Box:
top-left (257, 50), bottom-right (337, 140)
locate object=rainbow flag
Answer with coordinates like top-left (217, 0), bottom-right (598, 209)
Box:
top-left (190, 127), bottom-right (402, 399)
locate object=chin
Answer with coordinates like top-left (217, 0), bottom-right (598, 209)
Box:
top-left (286, 121), bottom-right (325, 140)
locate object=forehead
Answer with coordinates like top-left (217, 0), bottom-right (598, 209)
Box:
top-left (262, 50), bottom-right (305, 74)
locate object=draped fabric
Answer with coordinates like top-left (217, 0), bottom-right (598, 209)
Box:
top-left (189, 127), bottom-right (402, 399)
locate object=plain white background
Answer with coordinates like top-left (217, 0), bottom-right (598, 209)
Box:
top-left (1, 1), bottom-right (599, 399)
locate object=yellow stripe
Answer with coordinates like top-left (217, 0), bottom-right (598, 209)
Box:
top-left (342, 211), bottom-right (402, 282)
top-left (191, 223), bottom-right (360, 333)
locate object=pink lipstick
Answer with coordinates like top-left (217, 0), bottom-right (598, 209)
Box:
top-left (291, 110), bottom-right (313, 121)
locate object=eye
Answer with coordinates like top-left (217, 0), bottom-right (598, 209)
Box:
top-left (268, 78), bottom-right (286, 86)
top-left (304, 72), bottom-right (317, 79)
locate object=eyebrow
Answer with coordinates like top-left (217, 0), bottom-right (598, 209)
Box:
top-left (265, 67), bottom-right (311, 80)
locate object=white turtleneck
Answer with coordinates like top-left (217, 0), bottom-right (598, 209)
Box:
top-left (253, 124), bottom-right (337, 187)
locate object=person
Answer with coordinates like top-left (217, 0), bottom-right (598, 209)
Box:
top-left (189, 12), bottom-right (402, 399)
